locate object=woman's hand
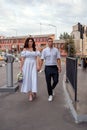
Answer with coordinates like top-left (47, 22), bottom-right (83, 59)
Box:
top-left (37, 65), bottom-right (40, 72)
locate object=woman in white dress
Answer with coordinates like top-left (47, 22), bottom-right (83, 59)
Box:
top-left (20, 37), bottom-right (40, 101)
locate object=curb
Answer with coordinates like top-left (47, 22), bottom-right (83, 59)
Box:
top-left (63, 74), bottom-right (87, 123)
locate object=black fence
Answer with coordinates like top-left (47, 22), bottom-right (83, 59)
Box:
top-left (66, 57), bottom-right (78, 101)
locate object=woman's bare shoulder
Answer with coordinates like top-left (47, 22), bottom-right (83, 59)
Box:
top-left (23, 48), bottom-right (26, 51)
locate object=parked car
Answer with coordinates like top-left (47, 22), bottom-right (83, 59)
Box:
top-left (0, 55), bottom-right (4, 61)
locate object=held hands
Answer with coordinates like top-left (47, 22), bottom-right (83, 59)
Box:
top-left (37, 65), bottom-right (41, 72)
top-left (58, 66), bottom-right (62, 73)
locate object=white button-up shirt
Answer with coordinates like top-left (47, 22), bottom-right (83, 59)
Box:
top-left (41, 47), bottom-right (61, 66)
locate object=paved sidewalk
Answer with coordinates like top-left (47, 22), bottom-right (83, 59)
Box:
top-left (63, 65), bottom-right (87, 123)
top-left (0, 62), bottom-right (87, 130)
top-left (77, 67), bottom-right (87, 114)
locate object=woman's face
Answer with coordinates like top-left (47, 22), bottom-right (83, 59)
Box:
top-left (28, 39), bottom-right (33, 48)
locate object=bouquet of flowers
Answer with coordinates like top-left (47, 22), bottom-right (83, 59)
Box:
top-left (17, 72), bottom-right (23, 82)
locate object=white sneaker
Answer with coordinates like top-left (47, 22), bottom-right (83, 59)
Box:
top-left (48, 95), bottom-right (53, 102)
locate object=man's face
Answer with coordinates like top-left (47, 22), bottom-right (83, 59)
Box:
top-left (48, 39), bottom-right (53, 47)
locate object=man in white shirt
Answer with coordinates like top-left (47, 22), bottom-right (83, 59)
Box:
top-left (40, 37), bottom-right (61, 102)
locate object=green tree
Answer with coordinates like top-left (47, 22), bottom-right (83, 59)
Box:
top-left (59, 32), bottom-right (76, 57)
top-left (65, 37), bottom-right (76, 57)
top-left (59, 32), bottom-right (70, 40)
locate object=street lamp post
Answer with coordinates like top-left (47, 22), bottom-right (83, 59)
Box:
top-left (67, 44), bottom-right (71, 57)
top-left (39, 23), bottom-right (57, 39)
top-left (40, 23), bottom-right (42, 35)
top-left (48, 24), bottom-right (57, 39)
top-left (11, 29), bottom-right (18, 53)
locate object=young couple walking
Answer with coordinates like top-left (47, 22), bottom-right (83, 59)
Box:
top-left (20, 37), bottom-right (61, 102)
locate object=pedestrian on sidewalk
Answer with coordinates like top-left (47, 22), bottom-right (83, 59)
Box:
top-left (40, 37), bottom-right (61, 101)
top-left (20, 37), bottom-right (41, 101)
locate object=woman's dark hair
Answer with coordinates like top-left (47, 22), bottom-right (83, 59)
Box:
top-left (24, 37), bottom-right (36, 51)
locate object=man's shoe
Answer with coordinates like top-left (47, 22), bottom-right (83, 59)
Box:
top-left (53, 91), bottom-right (55, 96)
top-left (48, 95), bottom-right (53, 102)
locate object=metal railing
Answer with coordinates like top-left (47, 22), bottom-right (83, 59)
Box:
top-left (66, 57), bottom-right (78, 101)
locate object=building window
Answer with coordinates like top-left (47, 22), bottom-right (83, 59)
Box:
top-left (37, 38), bottom-right (40, 42)
top-left (40, 38), bottom-right (42, 42)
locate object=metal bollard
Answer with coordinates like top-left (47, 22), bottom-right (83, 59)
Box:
top-left (0, 53), bottom-right (19, 92)
top-left (5, 54), bottom-right (15, 87)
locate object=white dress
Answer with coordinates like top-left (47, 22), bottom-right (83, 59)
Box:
top-left (21, 50), bottom-right (40, 93)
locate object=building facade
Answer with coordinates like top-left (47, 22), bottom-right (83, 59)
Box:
top-left (53, 39), bottom-right (67, 56)
top-left (71, 22), bottom-right (87, 55)
top-left (0, 34), bottom-right (55, 53)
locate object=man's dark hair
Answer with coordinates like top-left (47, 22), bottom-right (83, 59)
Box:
top-left (47, 37), bottom-right (53, 41)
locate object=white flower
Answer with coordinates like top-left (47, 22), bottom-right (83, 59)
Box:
top-left (17, 72), bottom-right (23, 82)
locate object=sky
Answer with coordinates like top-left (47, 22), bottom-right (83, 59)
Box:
top-left (0, 0), bottom-right (87, 39)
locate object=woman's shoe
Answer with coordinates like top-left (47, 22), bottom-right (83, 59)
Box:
top-left (29, 94), bottom-right (33, 101)
top-left (32, 93), bottom-right (37, 99)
